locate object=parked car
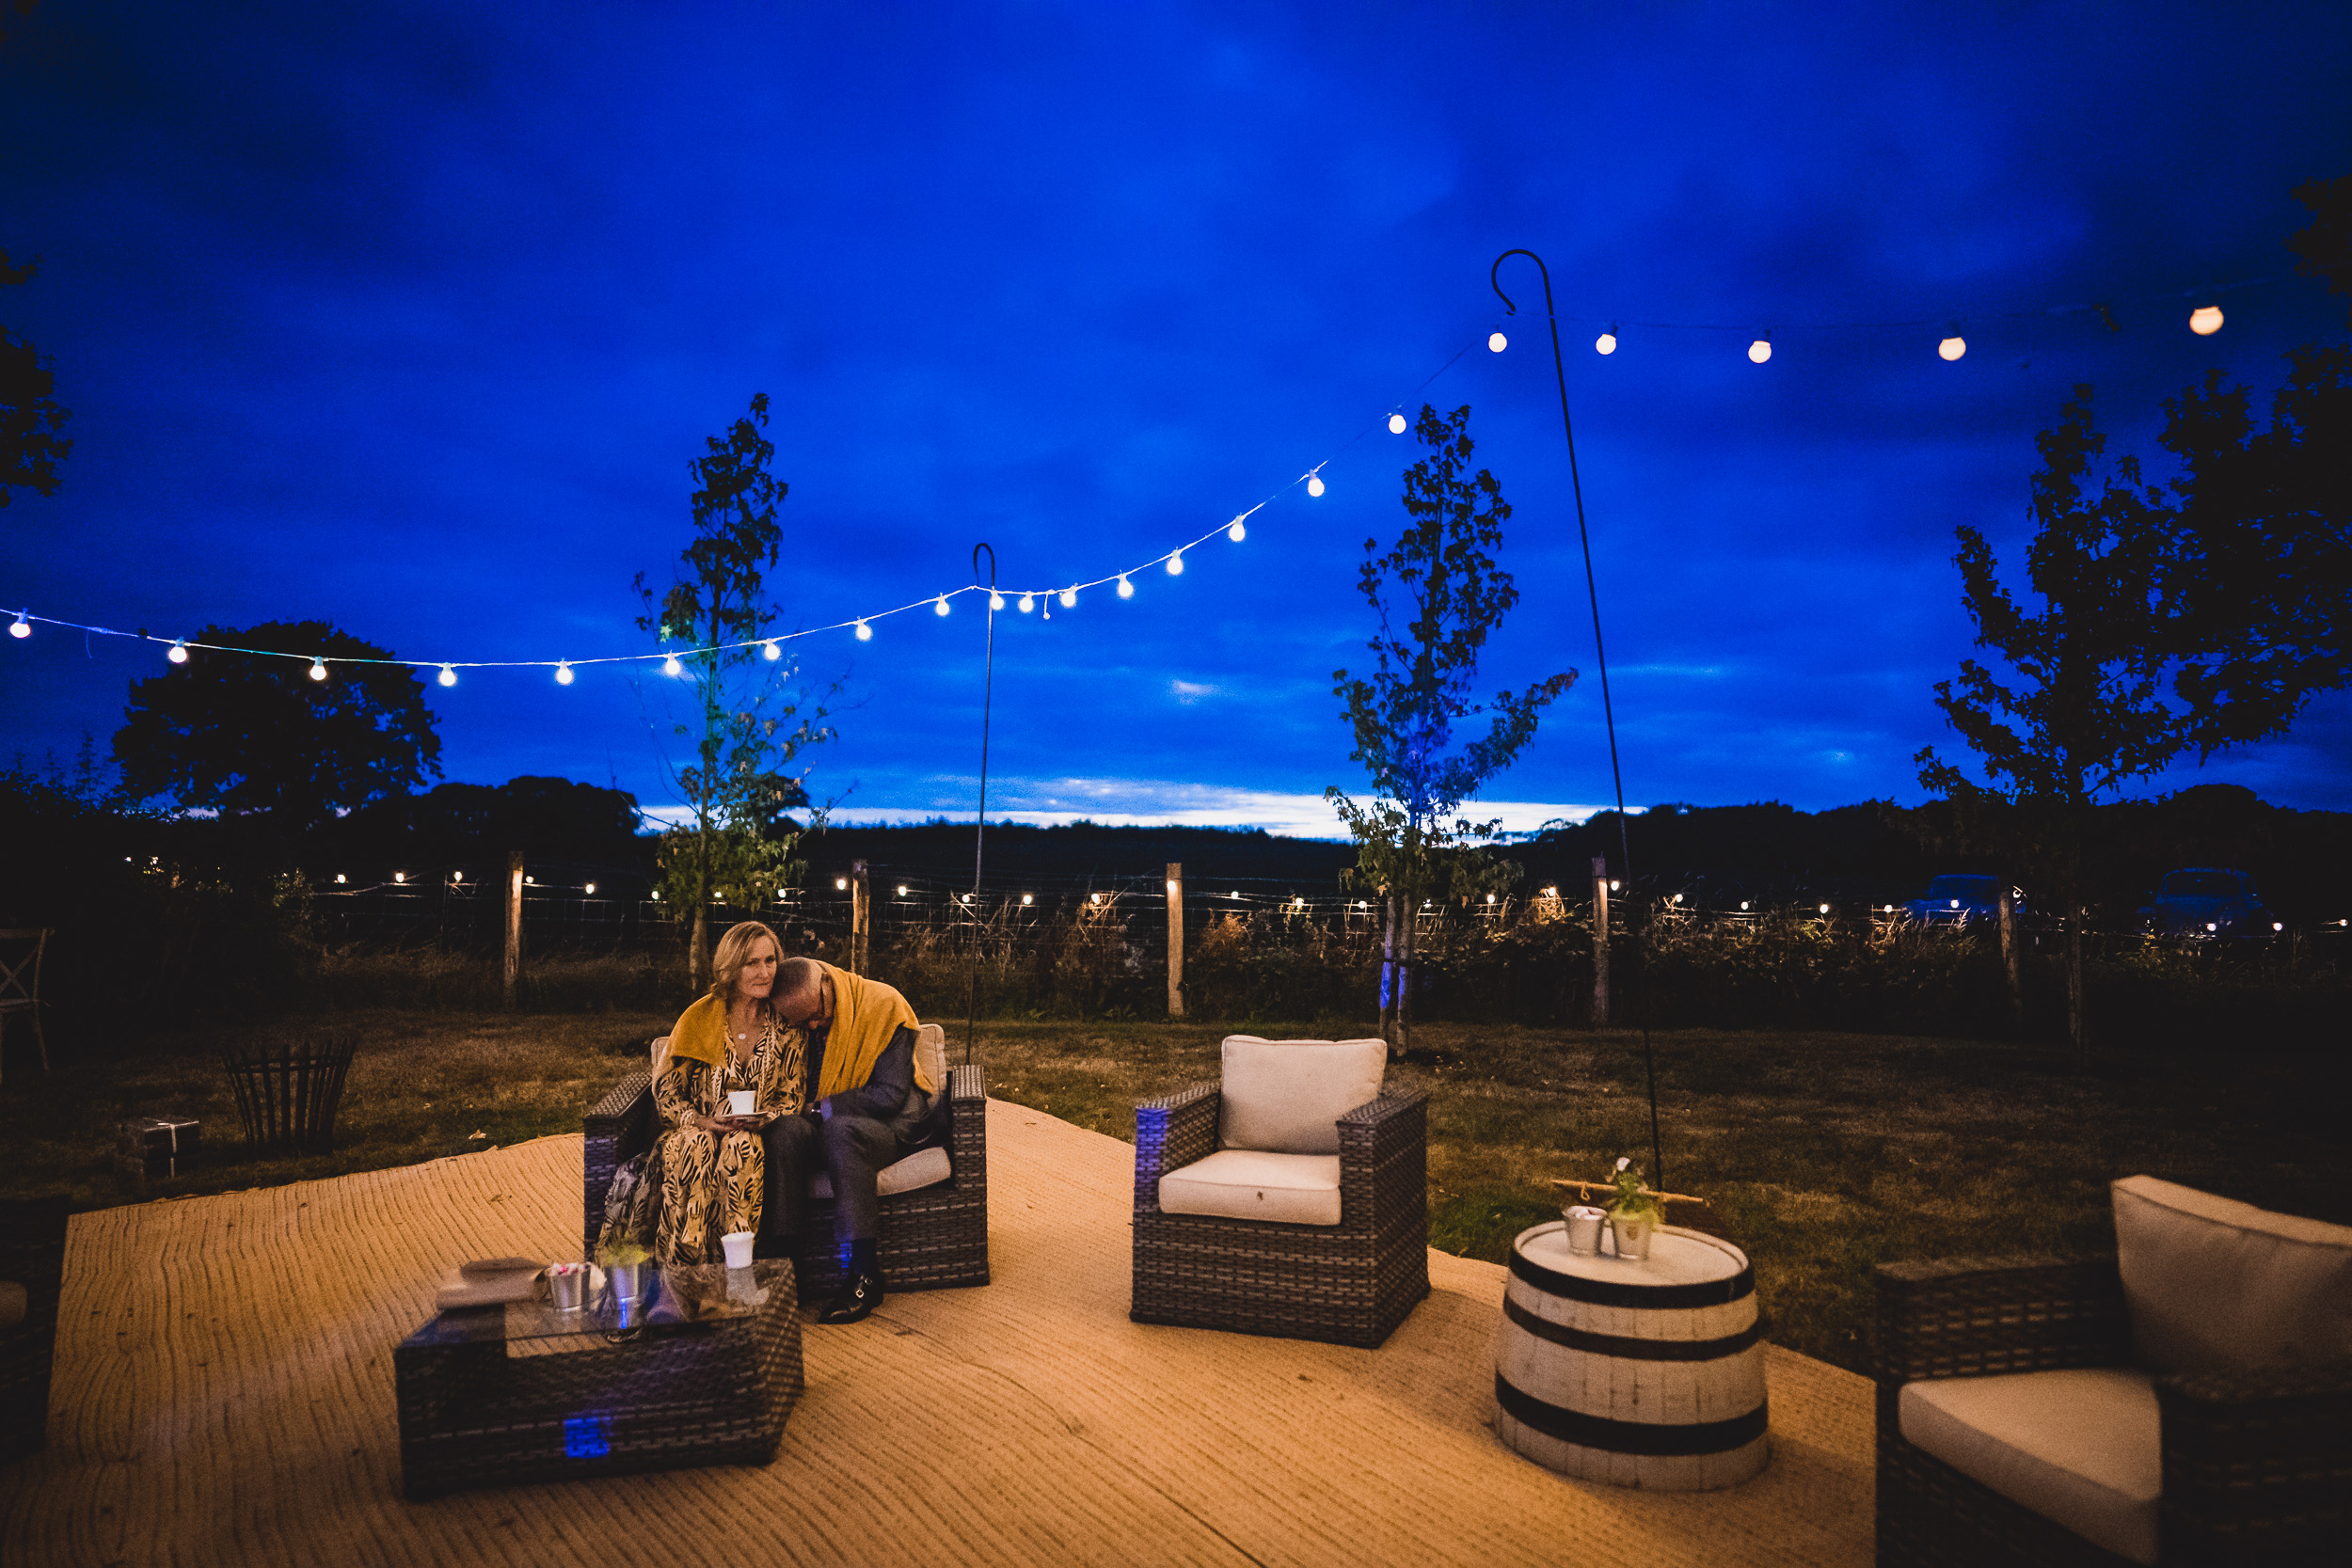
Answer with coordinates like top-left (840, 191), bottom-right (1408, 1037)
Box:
top-left (1902, 873), bottom-right (2021, 927)
top-left (2138, 867), bottom-right (2272, 938)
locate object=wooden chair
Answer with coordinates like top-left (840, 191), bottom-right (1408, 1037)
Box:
top-left (0, 929), bottom-right (52, 1086)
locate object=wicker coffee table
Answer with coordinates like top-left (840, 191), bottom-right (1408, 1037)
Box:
top-left (395, 1260), bottom-right (803, 1499)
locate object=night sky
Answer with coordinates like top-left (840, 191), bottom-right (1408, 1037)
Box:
top-left (5, 2), bottom-right (2348, 837)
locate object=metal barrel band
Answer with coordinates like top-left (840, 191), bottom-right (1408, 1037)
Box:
top-left (1495, 1371), bottom-right (1769, 1456)
top-left (1507, 1245), bottom-right (1755, 1309)
top-left (1502, 1294), bottom-right (1761, 1361)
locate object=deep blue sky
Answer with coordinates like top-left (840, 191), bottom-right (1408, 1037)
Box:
top-left (5, 1), bottom-right (2348, 835)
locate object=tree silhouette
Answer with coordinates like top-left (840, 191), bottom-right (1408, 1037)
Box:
top-left (1327, 403), bottom-right (1575, 1050)
top-left (114, 621), bottom-right (441, 836)
top-left (1, 249), bottom-right (72, 507)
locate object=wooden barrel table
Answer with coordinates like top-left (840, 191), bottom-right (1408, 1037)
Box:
top-left (1493, 1220), bottom-right (1769, 1491)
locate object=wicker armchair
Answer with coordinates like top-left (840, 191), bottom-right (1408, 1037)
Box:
top-left (582, 1058), bottom-right (990, 1301)
top-left (1875, 1251), bottom-right (2352, 1565)
top-left (1131, 1077), bottom-right (1429, 1349)
top-left (0, 1196), bottom-right (70, 1464)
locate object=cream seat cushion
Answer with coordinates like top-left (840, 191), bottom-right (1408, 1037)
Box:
top-left (1160, 1149), bottom-right (1343, 1227)
top-left (1900, 1368), bottom-right (2161, 1567)
top-left (1216, 1035), bottom-right (1387, 1154)
top-left (2111, 1173), bottom-right (2352, 1376)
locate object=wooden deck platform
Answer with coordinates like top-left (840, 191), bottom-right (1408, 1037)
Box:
top-left (1, 1101), bottom-right (1875, 1566)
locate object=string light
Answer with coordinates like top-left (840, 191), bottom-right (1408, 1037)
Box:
top-left (661, 654), bottom-right (683, 676)
top-left (1117, 575), bottom-right (1134, 598)
top-left (762, 640), bottom-right (781, 660)
top-left (1748, 335), bottom-right (1772, 364)
top-left (555, 661), bottom-right (574, 684)
top-left (451, 870), bottom-right (464, 882)
top-left (167, 640), bottom-right (188, 664)
top-left (1166, 551), bottom-right (1184, 577)
top-left (309, 657), bottom-right (328, 681)
top-left (834, 877), bottom-right (849, 890)
top-left (1018, 593), bottom-right (1035, 613)
top-left (1058, 587), bottom-right (1076, 609)
top-left (1388, 412), bottom-right (1407, 434)
top-left (393, 871), bottom-right (406, 883)
top-left (1021, 893), bottom-right (1033, 906)
top-left (334, 873), bottom-right (346, 884)
top-left (1938, 335), bottom-right (1967, 361)
top-left (584, 882), bottom-right (596, 895)
top-left (1488, 331), bottom-right (1507, 352)
top-left (989, 591), bottom-right (1005, 610)
top-left (2190, 305), bottom-right (2223, 336)
top-left (1306, 471), bottom-right (1326, 498)
top-left (854, 620), bottom-right (872, 641)
top-left (896, 884), bottom-right (909, 895)
top-left (437, 664), bottom-right (456, 687)
top-left (934, 594), bottom-right (951, 616)
top-left (1226, 518), bottom-right (1246, 543)
top-left (1596, 325), bottom-right (1618, 355)
top-left (8, 612), bottom-right (26, 639)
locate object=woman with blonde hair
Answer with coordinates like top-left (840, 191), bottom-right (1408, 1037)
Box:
top-left (651, 920), bottom-right (807, 1265)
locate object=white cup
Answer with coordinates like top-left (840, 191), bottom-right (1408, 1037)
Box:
top-left (726, 1089), bottom-right (755, 1117)
top-left (721, 1230), bottom-right (756, 1269)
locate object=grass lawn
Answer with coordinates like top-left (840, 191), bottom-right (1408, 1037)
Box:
top-left (6, 1012), bottom-right (2345, 1378)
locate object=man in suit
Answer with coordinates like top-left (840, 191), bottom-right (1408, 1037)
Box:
top-left (758, 957), bottom-right (940, 1323)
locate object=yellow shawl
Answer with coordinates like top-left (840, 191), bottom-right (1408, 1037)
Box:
top-left (665, 964), bottom-right (930, 1097)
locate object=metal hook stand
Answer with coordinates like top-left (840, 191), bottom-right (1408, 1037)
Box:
top-left (1491, 248), bottom-right (1664, 1194)
top-left (964, 543), bottom-right (998, 1068)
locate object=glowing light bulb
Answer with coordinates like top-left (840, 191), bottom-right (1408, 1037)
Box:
top-left (167, 640), bottom-right (189, 664)
top-left (1596, 331), bottom-right (1617, 356)
top-left (652, 891), bottom-right (660, 900)
top-left (451, 870), bottom-right (463, 882)
top-left (1090, 893), bottom-right (1103, 904)
top-left (1542, 887), bottom-right (1557, 898)
top-left (897, 884), bottom-right (909, 895)
top-left (960, 893), bottom-right (972, 904)
top-left (1021, 893), bottom-right (1033, 906)
top-left (1748, 338), bottom-right (1772, 364)
top-left (555, 661), bottom-right (574, 685)
top-left (1117, 575), bottom-right (1134, 599)
top-left (1950, 899), bottom-right (1962, 910)
top-left (762, 640), bottom-right (781, 660)
top-left (2272, 921), bottom-right (2283, 932)
top-left (394, 871), bottom-right (406, 883)
top-left (1166, 551), bottom-right (1184, 576)
top-left (1018, 593), bottom-right (1035, 613)
top-left (334, 873), bottom-right (346, 884)
top-left (1388, 412), bottom-right (1407, 434)
top-left (8, 612), bottom-right (27, 639)
top-left (934, 594), bottom-right (951, 616)
top-left (1227, 518), bottom-right (1246, 542)
top-left (2189, 305), bottom-right (2223, 336)
top-left (1486, 893), bottom-right (1496, 903)
top-left (1307, 473), bottom-right (1326, 498)
top-left (437, 664), bottom-right (457, 687)
top-left (1740, 901), bottom-right (1751, 911)
top-left (1488, 331), bottom-right (1507, 353)
top-left (1820, 903), bottom-right (1832, 915)
top-left (1059, 587), bottom-right (1076, 608)
top-left (990, 591), bottom-right (1005, 610)
top-left (584, 882), bottom-right (596, 895)
top-left (854, 620), bottom-right (872, 641)
top-left (661, 654), bottom-right (683, 676)
top-left (1938, 336), bottom-right (1966, 361)
top-left (835, 877), bottom-right (849, 890)
top-left (309, 657), bottom-right (328, 681)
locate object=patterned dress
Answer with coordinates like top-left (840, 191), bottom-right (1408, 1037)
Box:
top-left (653, 1016), bottom-right (806, 1265)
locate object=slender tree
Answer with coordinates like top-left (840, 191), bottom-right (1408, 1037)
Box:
top-left (636, 392), bottom-right (835, 986)
top-left (1915, 388), bottom-right (2177, 1050)
top-left (1327, 404), bottom-right (1575, 1052)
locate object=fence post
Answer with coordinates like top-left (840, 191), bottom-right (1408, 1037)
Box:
top-left (503, 850), bottom-right (524, 1009)
top-left (1165, 862), bottom-right (1185, 1017)
top-left (1998, 884), bottom-right (2023, 1029)
top-left (1591, 855), bottom-right (1611, 1027)
top-left (850, 860), bottom-right (870, 975)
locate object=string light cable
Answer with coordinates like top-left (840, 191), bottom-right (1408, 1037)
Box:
top-left (7, 264), bottom-right (2275, 675)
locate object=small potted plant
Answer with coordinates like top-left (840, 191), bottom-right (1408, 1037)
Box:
top-left (1606, 1155), bottom-right (1663, 1262)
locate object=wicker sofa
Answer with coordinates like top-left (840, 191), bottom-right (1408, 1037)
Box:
top-left (0, 1196), bottom-right (70, 1464)
top-left (582, 1030), bottom-right (989, 1301)
top-left (1874, 1177), bottom-right (2352, 1566)
top-left (1131, 1036), bottom-right (1429, 1349)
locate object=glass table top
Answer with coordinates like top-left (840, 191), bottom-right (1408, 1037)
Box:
top-left (409, 1259), bottom-right (791, 1346)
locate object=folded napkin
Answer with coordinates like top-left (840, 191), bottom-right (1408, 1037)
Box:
top-left (434, 1258), bottom-right (544, 1309)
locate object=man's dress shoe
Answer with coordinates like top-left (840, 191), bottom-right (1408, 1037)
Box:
top-left (818, 1271), bottom-right (883, 1324)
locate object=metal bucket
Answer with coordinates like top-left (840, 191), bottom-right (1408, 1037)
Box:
top-left (603, 1261), bottom-right (651, 1327)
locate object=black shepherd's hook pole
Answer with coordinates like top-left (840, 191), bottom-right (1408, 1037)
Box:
top-left (964, 543), bottom-right (998, 1066)
top-left (1490, 247), bottom-right (1664, 1194)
